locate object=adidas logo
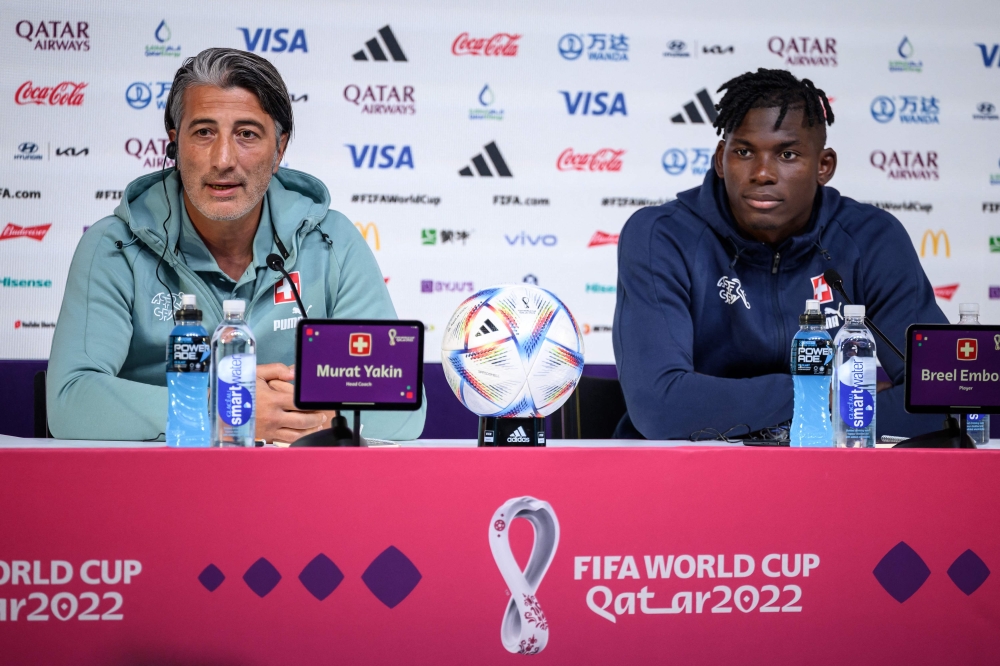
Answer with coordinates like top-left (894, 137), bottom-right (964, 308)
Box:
top-left (459, 141), bottom-right (512, 177)
top-left (474, 319), bottom-right (499, 337)
top-left (352, 25), bottom-right (408, 61)
top-left (507, 426), bottom-right (530, 443)
top-left (670, 88), bottom-right (718, 124)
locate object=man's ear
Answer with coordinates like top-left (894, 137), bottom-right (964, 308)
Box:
top-left (817, 147), bottom-right (837, 186)
top-left (273, 133), bottom-right (289, 174)
top-left (713, 139), bottom-right (726, 179)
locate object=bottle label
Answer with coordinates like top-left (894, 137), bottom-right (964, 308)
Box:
top-left (217, 353), bottom-right (256, 427)
top-left (167, 335), bottom-right (210, 372)
top-left (838, 356), bottom-right (875, 429)
top-left (791, 338), bottom-right (833, 375)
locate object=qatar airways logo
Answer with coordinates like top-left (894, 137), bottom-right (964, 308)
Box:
top-left (557, 148), bottom-right (624, 172)
top-left (870, 150), bottom-right (939, 180)
top-left (767, 37), bottom-right (837, 67)
top-left (452, 32), bottom-right (520, 56)
top-left (15, 81), bottom-right (86, 106)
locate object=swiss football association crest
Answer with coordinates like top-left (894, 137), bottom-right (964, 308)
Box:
top-left (490, 497), bottom-right (559, 655)
top-left (274, 271), bottom-right (301, 304)
top-left (810, 274), bottom-right (834, 304)
top-left (349, 333), bottom-right (372, 356)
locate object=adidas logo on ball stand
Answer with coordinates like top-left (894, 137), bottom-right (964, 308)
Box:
top-left (479, 416), bottom-right (546, 447)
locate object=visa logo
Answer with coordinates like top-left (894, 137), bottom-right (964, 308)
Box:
top-left (505, 232), bottom-right (557, 246)
top-left (346, 144), bottom-right (414, 169)
top-left (560, 91), bottom-right (627, 116)
top-left (238, 28), bottom-right (308, 53)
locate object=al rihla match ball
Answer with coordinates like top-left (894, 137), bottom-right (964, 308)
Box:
top-left (441, 284), bottom-right (585, 417)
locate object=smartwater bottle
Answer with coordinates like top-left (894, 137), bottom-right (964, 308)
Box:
top-left (791, 299), bottom-right (834, 447)
top-left (833, 305), bottom-right (877, 448)
top-left (210, 299), bottom-right (256, 447)
top-left (166, 294), bottom-right (210, 447)
top-left (959, 303), bottom-right (990, 444)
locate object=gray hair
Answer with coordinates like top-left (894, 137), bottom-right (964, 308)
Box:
top-left (164, 48), bottom-right (293, 148)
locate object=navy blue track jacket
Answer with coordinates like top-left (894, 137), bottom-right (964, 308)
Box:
top-left (612, 168), bottom-right (949, 440)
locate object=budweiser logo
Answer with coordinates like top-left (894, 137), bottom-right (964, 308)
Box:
top-left (0, 223), bottom-right (52, 241)
top-left (15, 81), bottom-right (86, 106)
top-left (557, 148), bottom-right (625, 172)
top-left (588, 231), bottom-right (619, 247)
top-left (452, 32), bottom-right (521, 56)
top-left (933, 284), bottom-right (959, 300)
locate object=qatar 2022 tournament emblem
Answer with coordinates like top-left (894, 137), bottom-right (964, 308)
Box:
top-left (489, 497), bottom-right (560, 655)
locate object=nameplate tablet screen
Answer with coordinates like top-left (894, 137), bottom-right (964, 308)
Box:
top-left (295, 319), bottom-right (424, 410)
top-left (905, 324), bottom-right (1000, 414)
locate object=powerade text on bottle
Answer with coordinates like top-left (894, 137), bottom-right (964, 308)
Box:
top-left (210, 299), bottom-right (256, 447)
top-left (958, 303), bottom-right (990, 444)
top-left (790, 299), bottom-right (834, 447)
top-left (166, 294), bottom-right (210, 447)
top-left (833, 304), bottom-right (877, 448)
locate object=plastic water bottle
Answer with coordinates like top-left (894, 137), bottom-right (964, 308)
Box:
top-left (833, 304), bottom-right (877, 448)
top-left (790, 299), bottom-right (834, 447)
top-left (958, 303), bottom-right (990, 444)
top-left (166, 294), bottom-right (210, 447)
top-left (210, 299), bottom-right (256, 447)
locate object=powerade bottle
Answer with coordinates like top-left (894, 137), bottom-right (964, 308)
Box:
top-left (166, 294), bottom-right (210, 447)
top-left (790, 299), bottom-right (834, 447)
top-left (958, 303), bottom-right (990, 444)
top-left (833, 304), bottom-right (877, 448)
top-left (210, 299), bottom-right (256, 447)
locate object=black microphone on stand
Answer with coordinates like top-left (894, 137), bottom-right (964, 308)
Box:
top-left (266, 253), bottom-right (307, 316)
top-left (822, 269), bottom-right (904, 361)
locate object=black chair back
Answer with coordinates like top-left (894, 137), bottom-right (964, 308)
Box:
top-left (550, 375), bottom-right (627, 439)
top-left (33, 371), bottom-right (51, 438)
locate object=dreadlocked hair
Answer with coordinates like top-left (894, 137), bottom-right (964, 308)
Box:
top-left (712, 68), bottom-right (834, 137)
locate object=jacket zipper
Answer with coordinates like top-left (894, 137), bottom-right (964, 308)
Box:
top-left (770, 251), bottom-right (787, 369)
top-left (771, 252), bottom-right (781, 275)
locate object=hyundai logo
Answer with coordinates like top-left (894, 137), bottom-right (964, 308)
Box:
top-left (18, 142), bottom-right (39, 155)
top-left (870, 96), bottom-right (896, 123)
top-left (558, 33), bottom-right (584, 60)
top-left (661, 148), bottom-right (688, 175)
top-left (126, 82), bottom-right (153, 109)
top-left (978, 102), bottom-right (996, 114)
top-left (667, 40), bottom-right (686, 52)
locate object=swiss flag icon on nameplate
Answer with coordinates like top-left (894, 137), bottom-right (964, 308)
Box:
top-left (810, 274), bottom-right (834, 304)
top-left (957, 338), bottom-right (977, 361)
top-left (274, 271), bottom-right (301, 304)
top-left (350, 333), bottom-right (372, 356)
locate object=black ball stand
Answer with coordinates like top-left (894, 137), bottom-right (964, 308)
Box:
top-left (478, 416), bottom-right (546, 447)
top-left (893, 414), bottom-right (976, 449)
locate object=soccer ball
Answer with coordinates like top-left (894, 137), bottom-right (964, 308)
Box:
top-left (441, 285), bottom-right (585, 417)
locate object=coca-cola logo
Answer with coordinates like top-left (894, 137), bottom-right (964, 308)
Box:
top-left (15, 81), bottom-right (86, 106)
top-left (0, 223), bottom-right (51, 241)
top-left (452, 32), bottom-right (521, 56)
top-left (557, 148), bottom-right (625, 172)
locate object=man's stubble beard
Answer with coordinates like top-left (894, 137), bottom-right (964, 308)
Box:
top-left (183, 151), bottom-right (279, 222)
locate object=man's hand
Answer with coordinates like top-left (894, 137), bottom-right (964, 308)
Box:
top-left (254, 363), bottom-right (333, 443)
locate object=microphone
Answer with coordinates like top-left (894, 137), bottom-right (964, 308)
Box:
top-left (266, 253), bottom-right (307, 316)
top-left (822, 269), bottom-right (904, 361)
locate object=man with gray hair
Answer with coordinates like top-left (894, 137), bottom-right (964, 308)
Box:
top-left (47, 48), bottom-right (426, 442)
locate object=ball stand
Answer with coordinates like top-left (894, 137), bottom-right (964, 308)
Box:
top-left (478, 416), bottom-right (546, 447)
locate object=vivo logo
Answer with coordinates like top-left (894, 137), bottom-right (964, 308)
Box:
top-left (505, 232), bottom-right (557, 246)
top-left (346, 144), bottom-right (414, 169)
top-left (560, 91), bottom-right (627, 116)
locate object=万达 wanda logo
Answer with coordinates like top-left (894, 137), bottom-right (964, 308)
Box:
top-left (557, 148), bottom-right (625, 172)
top-left (452, 32), bottom-right (520, 56)
top-left (14, 20), bottom-right (89, 51)
top-left (870, 150), bottom-right (938, 180)
top-left (767, 37), bottom-right (837, 66)
top-left (15, 81), bottom-right (86, 106)
top-left (870, 95), bottom-right (939, 124)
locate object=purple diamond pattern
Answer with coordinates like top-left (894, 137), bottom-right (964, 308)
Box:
top-left (243, 557), bottom-right (282, 598)
top-left (299, 554), bottom-right (344, 601)
top-left (873, 541), bottom-right (930, 603)
top-left (198, 564), bottom-right (225, 592)
top-left (361, 546), bottom-right (422, 608)
top-left (947, 549), bottom-right (990, 595)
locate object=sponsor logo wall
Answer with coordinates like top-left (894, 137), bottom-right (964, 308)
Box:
top-left (0, 0), bottom-right (996, 361)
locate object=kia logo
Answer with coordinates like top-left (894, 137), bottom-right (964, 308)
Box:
top-left (870, 96), bottom-right (896, 123)
top-left (126, 82), bottom-right (153, 109)
top-left (18, 142), bottom-right (39, 155)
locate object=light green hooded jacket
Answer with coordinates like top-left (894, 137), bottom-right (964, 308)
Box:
top-left (47, 167), bottom-right (426, 441)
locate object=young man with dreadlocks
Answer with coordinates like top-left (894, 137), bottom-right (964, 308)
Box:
top-left (612, 68), bottom-right (947, 440)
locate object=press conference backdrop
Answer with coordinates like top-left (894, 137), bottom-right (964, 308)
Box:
top-left (2, 0), bottom-right (999, 364)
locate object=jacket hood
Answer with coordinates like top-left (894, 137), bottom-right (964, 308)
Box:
top-left (676, 168), bottom-right (843, 269)
top-left (113, 167), bottom-right (332, 261)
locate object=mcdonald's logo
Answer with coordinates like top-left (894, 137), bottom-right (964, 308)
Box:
top-left (354, 222), bottom-right (380, 250)
top-left (920, 229), bottom-right (950, 257)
